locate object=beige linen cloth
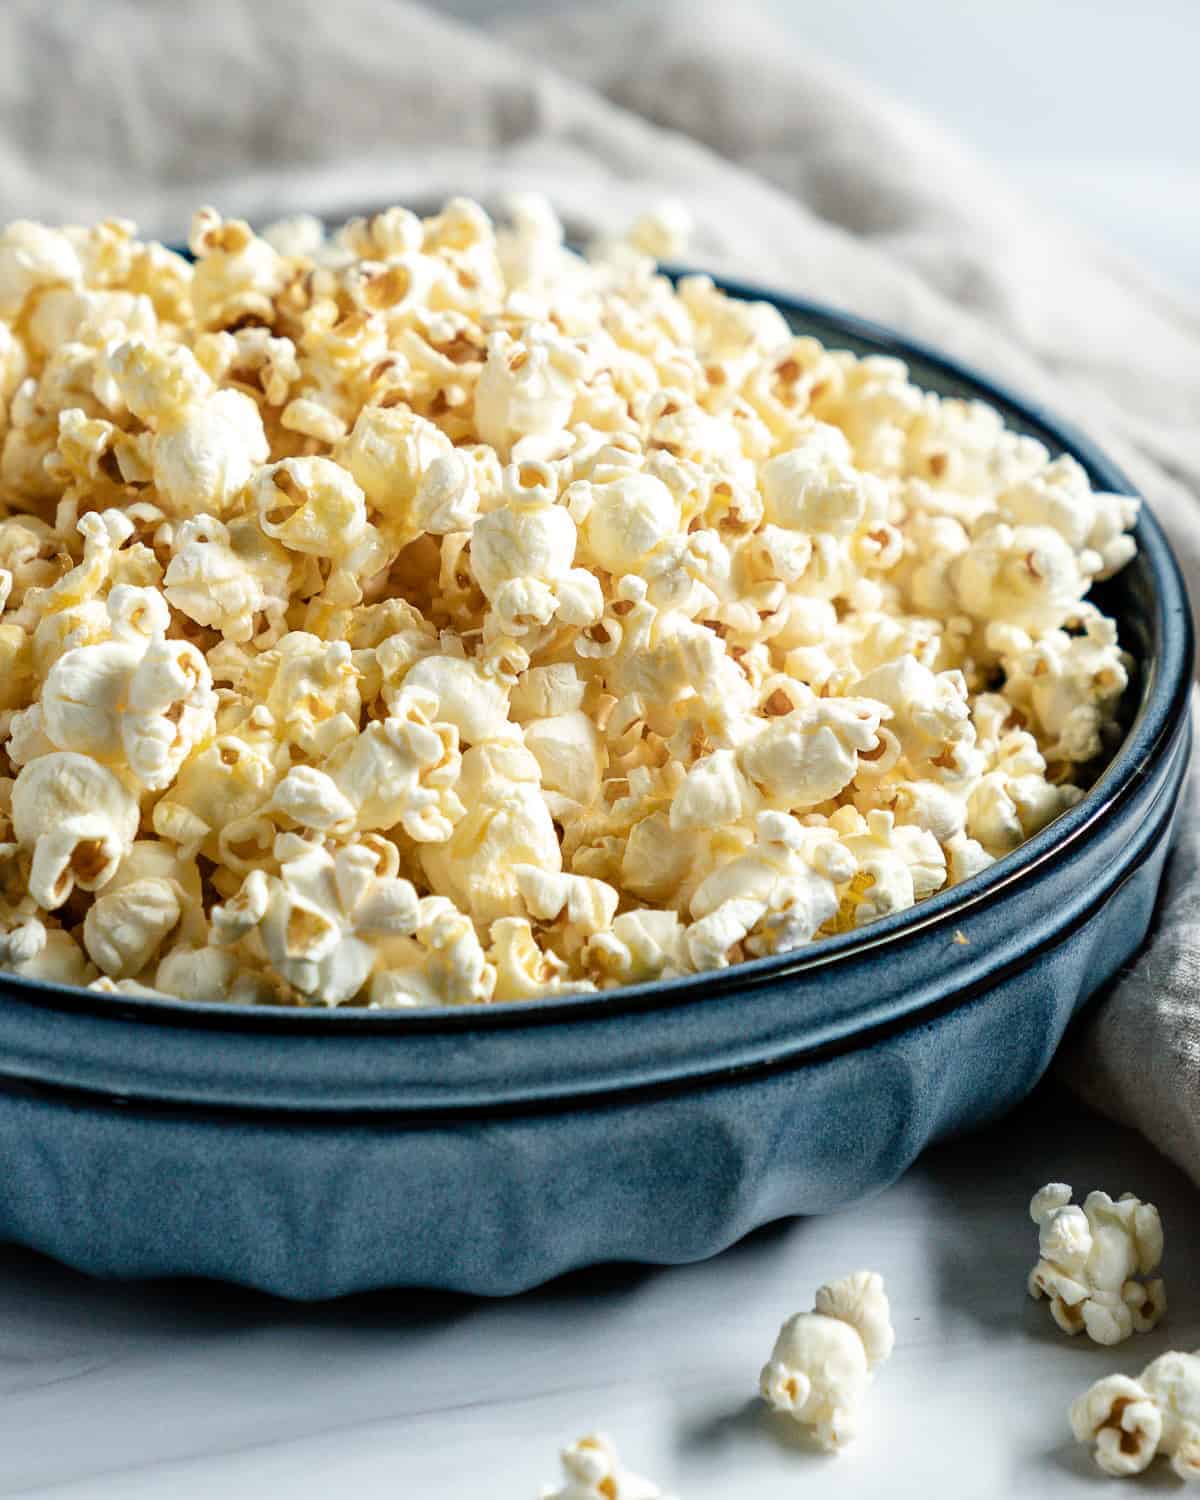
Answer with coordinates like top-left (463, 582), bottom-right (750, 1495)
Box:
top-left (1, 0), bottom-right (1198, 1175)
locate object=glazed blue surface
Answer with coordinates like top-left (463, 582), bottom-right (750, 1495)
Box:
top-left (0, 282), bottom-right (1192, 1298)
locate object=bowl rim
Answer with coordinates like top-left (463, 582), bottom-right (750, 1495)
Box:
top-left (0, 275), bottom-right (1193, 1038)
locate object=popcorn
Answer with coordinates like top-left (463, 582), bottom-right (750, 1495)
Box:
top-left (736, 697), bottom-right (888, 810)
top-left (252, 456), bottom-right (369, 559)
top-left (326, 695), bottom-right (464, 843)
top-left (368, 895), bottom-right (494, 1008)
top-left (689, 811), bottom-right (852, 956)
top-left (1029, 1183), bottom-right (1166, 1345)
top-left (489, 916), bottom-right (587, 1000)
top-left (0, 221), bottom-right (82, 319)
top-left (523, 709), bottom-right (606, 812)
top-left (11, 752), bottom-right (139, 909)
top-left (419, 741), bottom-right (561, 924)
top-left (0, 199), bottom-right (1137, 1009)
top-left (1072, 1353), bottom-right (1200, 1481)
top-left (109, 339), bottom-right (269, 519)
top-left (539, 1433), bottom-right (664, 1500)
top-left (950, 522), bottom-right (1090, 633)
top-left (163, 515), bottom-right (291, 643)
top-left (998, 614), bottom-right (1130, 764)
top-left (474, 326), bottom-right (581, 457)
top-left (471, 460), bottom-right (601, 638)
top-left (1000, 456), bottom-right (1139, 581)
top-left (213, 841), bottom-right (419, 1006)
top-left (760, 1270), bottom-right (894, 1450)
top-left (575, 472), bottom-right (681, 576)
top-left (583, 908), bottom-right (687, 986)
top-left (837, 809), bottom-right (946, 928)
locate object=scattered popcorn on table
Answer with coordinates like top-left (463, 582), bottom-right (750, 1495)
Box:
top-left (1028, 1183), bottom-right (1166, 1345)
top-left (539, 1433), bottom-right (664, 1500)
top-left (759, 1269), bottom-right (894, 1450)
top-left (0, 199), bottom-right (1138, 1007)
top-left (1072, 1351), bottom-right (1200, 1481)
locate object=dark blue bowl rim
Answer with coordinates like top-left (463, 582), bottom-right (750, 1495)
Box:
top-left (0, 274), bottom-right (1192, 1042)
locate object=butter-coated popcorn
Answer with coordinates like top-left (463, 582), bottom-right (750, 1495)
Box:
top-left (0, 200), bottom-right (1137, 1009)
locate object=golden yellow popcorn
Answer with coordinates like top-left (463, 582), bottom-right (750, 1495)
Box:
top-left (0, 200), bottom-right (1138, 1008)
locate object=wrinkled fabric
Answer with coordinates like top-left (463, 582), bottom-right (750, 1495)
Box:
top-left (1, 0), bottom-right (1197, 1177)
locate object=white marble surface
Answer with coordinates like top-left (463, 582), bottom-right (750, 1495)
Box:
top-left (2, 1087), bottom-right (1197, 1497)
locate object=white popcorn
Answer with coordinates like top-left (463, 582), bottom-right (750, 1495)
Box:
top-left (420, 741), bottom-right (561, 924)
top-left (84, 875), bottom-right (181, 980)
top-left (760, 1270), bottom-right (894, 1451)
top-left (11, 752), bottom-right (139, 909)
top-left (471, 460), bottom-right (600, 638)
top-left (855, 656), bottom-right (973, 775)
top-left (268, 765), bottom-right (356, 832)
top-left (1000, 616), bottom-right (1130, 764)
top-left (163, 515), bottom-right (291, 643)
top-left (690, 812), bottom-right (852, 957)
top-left (0, 221), bottom-right (82, 319)
top-left (576, 472), bottom-right (680, 576)
top-left (155, 943), bottom-right (278, 1006)
top-left (0, 199), bottom-right (1138, 1009)
top-left (475, 327), bottom-right (581, 458)
top-left (1029, 1182), bottom-right (1166, 1345)
top-left (369, 894), bottom-right (494, 1009)
top-left (326, 696), bottom-right (464, 843)
top-left (1072, 1352), bottom-right (1200, 1481)
top-left (523, 710), bottom-right (605, 811)
top-left (951, 522), bottom-right (1090, 632)
top-left (838, 810), bottom-right (947, 928)
top-left (109, 339), bottom-right (268, 518)
top-left (10, 926), bottom-right (95, 987)
top-left (256, 632), bottom-right (361, 759)
top-left (515, 865), bottom-right (618, 933)
top-left (402, 653), bottom-right (514, 746)
top-left (539, 1433), bottom-right (664, 1500)
top-left (1000, 456), bottom-right (1139, 580)
top-left (253, 456), bottom-right (368, 559)
top-left (737, 697), bottom-right (887, 810)
top-left (583, 909), bottom-right (688, 987)
top-left (37, 580), bottom-right (217, 792)
top-left (215, 842), bottom-right (419, 1006)
top-left (761, 451), bottom-right (884, 537)
top-left (489, 916), bottom-right (588, 1000)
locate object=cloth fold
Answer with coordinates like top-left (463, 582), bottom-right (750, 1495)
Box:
top-left (0, 0), bottom-right (1197, 1178)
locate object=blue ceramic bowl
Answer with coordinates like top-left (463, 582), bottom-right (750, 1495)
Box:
top-left (0, 282), bottom-right (1192, 1299)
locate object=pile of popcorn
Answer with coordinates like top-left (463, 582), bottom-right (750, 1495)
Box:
top-left (0, 197), bottom-right (1138, 1007)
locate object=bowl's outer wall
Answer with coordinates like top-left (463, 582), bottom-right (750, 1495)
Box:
top-left (0, 283), bottom-right (1193, 1297)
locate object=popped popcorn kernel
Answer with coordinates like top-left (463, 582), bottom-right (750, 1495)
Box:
top-left (1029, 1182), bottom-right (1166, 1345)
top-left (760, 1270), bottom-right (894, 1451)
top-left (0, 198), bottom-right (1137, 1008)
